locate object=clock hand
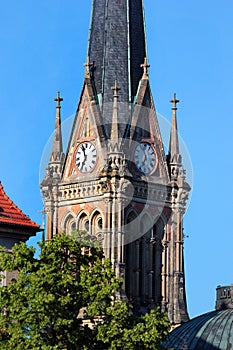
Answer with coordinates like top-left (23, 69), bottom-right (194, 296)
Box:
top-left (142, 152), bottom-right (147, 165)
top-left (82, 151), bottom-right (89, 167)
top-left (80, 159), bottom-right (85, 171)
top-left (81, 145), bottom-right (86, 156)
top-left (80, 157), bottom-right (87, 171)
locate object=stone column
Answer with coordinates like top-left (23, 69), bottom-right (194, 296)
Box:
top-left (46, 209), bottom-right (53, 241)
top-left (161, 239), bottom-right (168, 312)
top-left (135, 240), bottom-right (140, 298)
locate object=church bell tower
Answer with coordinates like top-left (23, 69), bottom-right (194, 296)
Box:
top-left (41, 0), bottom-right (191, 326)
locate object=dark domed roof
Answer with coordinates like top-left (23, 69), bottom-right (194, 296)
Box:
top-left (164, 309), bottom-right (233, 350)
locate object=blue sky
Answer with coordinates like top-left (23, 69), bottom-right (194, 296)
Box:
top-left (0, 0), bottom-right (233, 319)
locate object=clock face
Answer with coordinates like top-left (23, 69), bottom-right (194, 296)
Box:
top-left (75, 142), bottom-right (97, 173)
top-left (134, 142), bottom-right (157, 174)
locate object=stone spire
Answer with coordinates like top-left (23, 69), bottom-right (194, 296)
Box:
top-left (50, 91), bottom-right (64, 162)
top-left (87, 0), bottom-right (146, 104)
top-left (168, 93), bottom-right (182, 165)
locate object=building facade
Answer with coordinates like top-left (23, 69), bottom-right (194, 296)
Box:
top-left (216, 284), bottom-right (233, 311)
top-left (41, 0), bottom-right (190, 326)
top-left (0, 181), bottom-right (40, 285)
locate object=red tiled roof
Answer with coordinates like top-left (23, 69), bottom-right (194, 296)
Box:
top-left (0, 181), bottom-right (40, 230)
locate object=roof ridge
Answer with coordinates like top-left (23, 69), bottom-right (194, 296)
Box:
top-left (0, 182), bottom-right (40, 229)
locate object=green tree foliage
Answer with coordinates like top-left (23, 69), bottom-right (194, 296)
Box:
top-left (0, 232), bottom-right (170, 349)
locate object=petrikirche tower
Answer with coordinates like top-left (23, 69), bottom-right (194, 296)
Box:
top-left (41, 0), bottom-right (190, 326)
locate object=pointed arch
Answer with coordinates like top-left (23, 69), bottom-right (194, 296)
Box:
top-left (77, 211), bottom-right (90, 233)
top-left (89, 208), bottom-right (104, 223)
top-left (76, 210), bottom-right (89, 222)
top-left (153, 215), bottom-right (166, 241)
top-left (125, 209), bottom-right (139, 240)
top-left (140, 212), bottom-right (153, 237)
top-left (125, 208), bottom-right (138, 224)
top-left (61, 212), bottom-right (76, 235)
top-left (90, 210), bottom-right (104, 242)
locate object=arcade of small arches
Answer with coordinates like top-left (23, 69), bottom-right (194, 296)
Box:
top-left (61, 210), bottom-right (104, 242)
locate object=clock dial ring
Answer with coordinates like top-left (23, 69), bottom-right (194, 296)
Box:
top-left (134, 142), bottom-right (157, 174)
top-left (75, 141), bottom-right (97, 173)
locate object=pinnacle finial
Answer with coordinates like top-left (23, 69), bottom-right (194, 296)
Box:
top-left (169, 92), bottom-right (180, 162)
top-left (140, 57), bottom-right (150, 79)
top-left (170, 93), bottom-right (180, 111)
top-left (84, 57), bottom-right (95, 78)
top-left (111, 80), bottom-right (121, 98)
top-left (110, 80), bottom-right (121, 144)
top-left (54, 91), bottom-right (63, 108)
top-left (50, 91), bottom-right (64, 162)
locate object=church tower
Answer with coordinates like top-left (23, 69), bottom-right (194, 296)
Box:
top-left (41, 0), bottom-right (190, 326)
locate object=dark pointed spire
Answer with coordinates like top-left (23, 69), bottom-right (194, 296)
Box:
top-left (50, 91), bottom-right (64, 161)
top-left (169, 93), bottom-right (181, 164)
top-left (87, 0), bottom-right (146, 103)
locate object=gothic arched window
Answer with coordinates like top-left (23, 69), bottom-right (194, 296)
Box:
top-left (90, 211), bottom-right (103, 243)
top-left (63, 213), bottom-right (76, 235)
top-left (71, 221), bottom-right (77, 232)
top-left (78, 213), bottom-right (89, 233)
